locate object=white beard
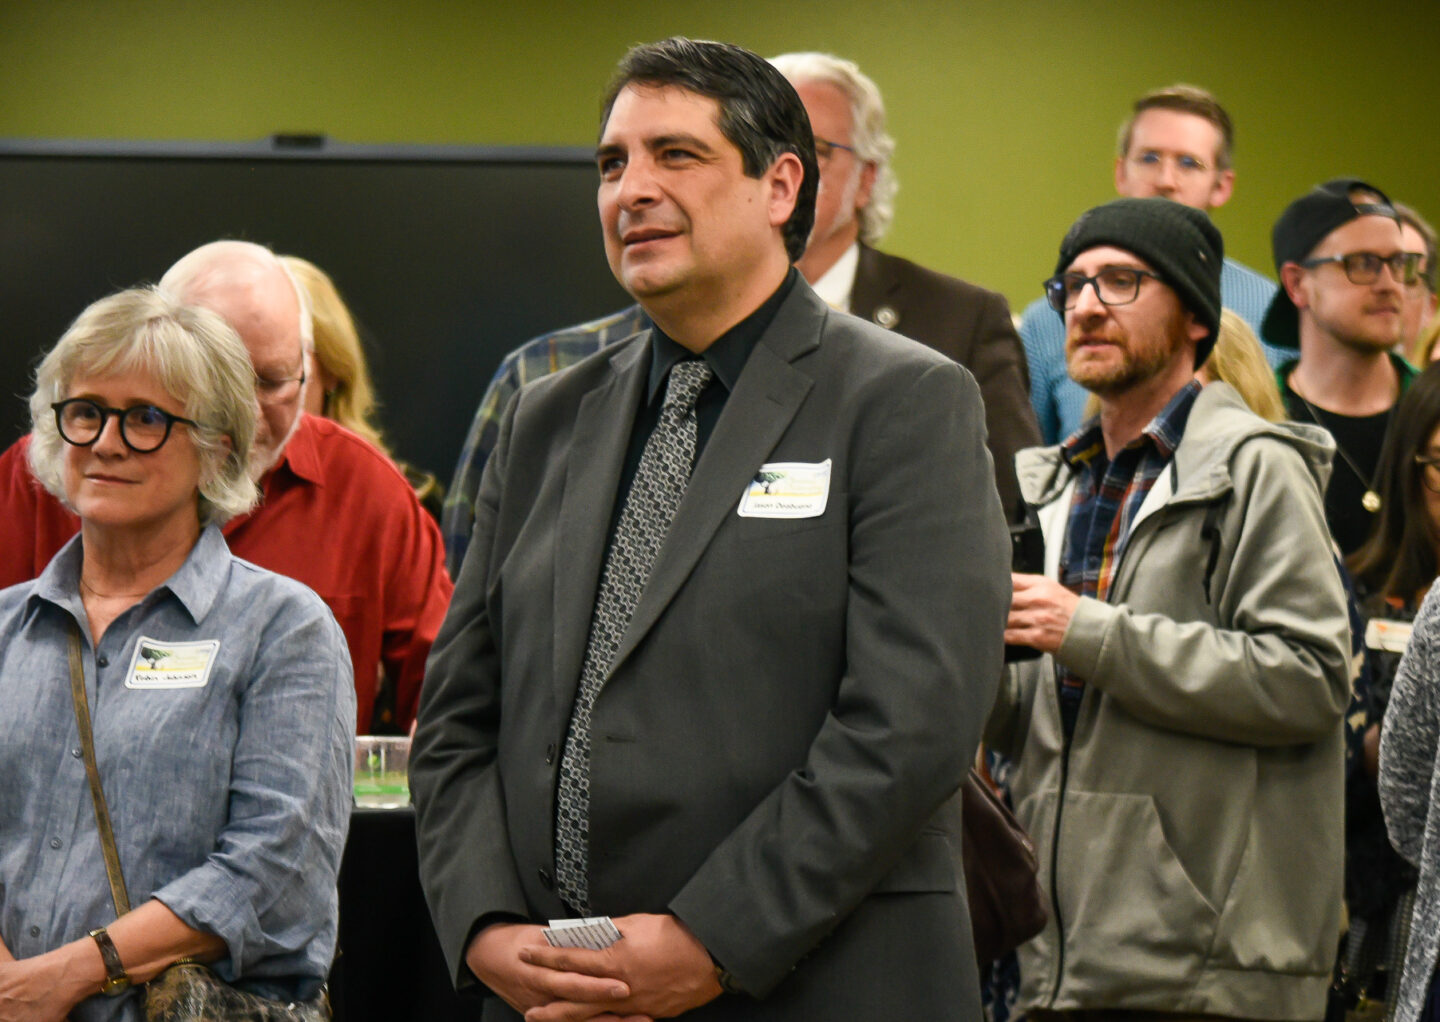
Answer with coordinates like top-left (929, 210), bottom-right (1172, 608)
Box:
top-left (249, 374), bottom-right (310, 482)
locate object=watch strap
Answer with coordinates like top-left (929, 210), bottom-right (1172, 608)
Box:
top-left (712, 959), bottom-right (742, 996)
top-left (89, 927), bottom-right (131, 995)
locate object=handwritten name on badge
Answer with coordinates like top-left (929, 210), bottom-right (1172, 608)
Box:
top-left (125, 637), bottom-right (220, 690)
top-left (737, 459), bottom-right (831, 519)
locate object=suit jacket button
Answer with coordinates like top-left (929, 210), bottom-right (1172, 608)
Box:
top-left (538, 868), bottom-right (554, 891)
top-left (873, 304), bottom-right (900, 329)
top-left (545, 743), bottom-right (556, 765)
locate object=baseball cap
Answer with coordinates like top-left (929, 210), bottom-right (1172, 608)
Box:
top-left (1260, 178), bottom-right (1397, 349)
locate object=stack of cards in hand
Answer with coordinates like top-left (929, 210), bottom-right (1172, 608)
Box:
top-left (542, 916), bottom-right (623, 950)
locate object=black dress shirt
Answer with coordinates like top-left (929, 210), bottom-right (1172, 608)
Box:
top-left (608, 269), bottom-right (798, 538)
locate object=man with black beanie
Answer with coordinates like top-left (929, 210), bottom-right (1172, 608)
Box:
top-left (990, 196), bottom-right (1351, 1019)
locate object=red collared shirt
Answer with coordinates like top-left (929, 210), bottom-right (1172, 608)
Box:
top-left (0, 415), bottom-right (453, 732)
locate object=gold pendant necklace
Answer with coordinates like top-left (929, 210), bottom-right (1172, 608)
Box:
top-left (1293, 391), bottom-right (1385, 513)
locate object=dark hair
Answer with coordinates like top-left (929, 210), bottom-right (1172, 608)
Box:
top-left (1349, 362), bottom-right (1440, 602)
top-left (600, 37), bottom-right (818, 263)
top-left (1119, 84), bottom-right (1234, 172)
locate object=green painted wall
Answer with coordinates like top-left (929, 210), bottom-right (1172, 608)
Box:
top-left (3, 0), bottom-right (1438, 311)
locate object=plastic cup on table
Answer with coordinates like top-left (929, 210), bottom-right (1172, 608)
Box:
top-left (354, 735), bottom-right (411, 808)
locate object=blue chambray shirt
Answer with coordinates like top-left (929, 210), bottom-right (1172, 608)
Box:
top-left (0, 525), bottom-right (355, 1022)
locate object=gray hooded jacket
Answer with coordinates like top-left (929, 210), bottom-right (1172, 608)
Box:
top-left (988, 381), bottom-right (1351, 1019)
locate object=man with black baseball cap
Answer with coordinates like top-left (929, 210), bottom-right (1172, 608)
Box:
top-left (1265, 178), bottom-right (1420, 554)
top-left (993, 196), bottom-right (1349, 1018)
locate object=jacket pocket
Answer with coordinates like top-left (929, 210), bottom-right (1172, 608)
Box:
top-left (1055, 791), bottom-right (1219, 989)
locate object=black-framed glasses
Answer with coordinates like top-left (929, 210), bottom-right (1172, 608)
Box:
top-left (1300, 251), bottom-right (1422, 286)
top-left (814, 137), bottom-right (856, 162)
top-left (1044, 267), bottom-right (1165, 313)
top-left (1416, 454), bottom-right (1440, 494)
top-left (51, 398), bottom-right (202, 453)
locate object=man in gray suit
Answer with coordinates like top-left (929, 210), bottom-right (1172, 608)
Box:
top-left (411, 36), bottom-right (1009, 1021)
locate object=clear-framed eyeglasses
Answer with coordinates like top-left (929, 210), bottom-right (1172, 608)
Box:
top-left (1125, 150), bottom-right (1213, 177)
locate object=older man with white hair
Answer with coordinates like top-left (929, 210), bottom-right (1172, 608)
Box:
top-left (770, 51), bottom-right (1038, 514)
top-left (0, 240), bottom-right (452, 733)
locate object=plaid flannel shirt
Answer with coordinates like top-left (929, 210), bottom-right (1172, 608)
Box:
top-left (441, 305), bottom-right (650, 575)
top-left (1055, 379), bottom-right (1201, 736)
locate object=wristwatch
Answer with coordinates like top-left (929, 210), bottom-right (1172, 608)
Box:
top-left (711, 955), bottom-right (742, 996)
top-left (89, 927), bottom-right (131, 995)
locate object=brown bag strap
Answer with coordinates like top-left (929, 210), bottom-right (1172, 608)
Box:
top-left (67, 623), bottom-right (132, 917)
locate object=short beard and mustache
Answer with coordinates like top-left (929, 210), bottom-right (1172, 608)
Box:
top-left (1067, 320), bottom-right (1184, 399)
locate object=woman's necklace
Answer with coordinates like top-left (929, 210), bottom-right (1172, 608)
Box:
top-left (79, 576), bottom-right (151, 600)
top-left (1291, 389), bottom-right (1386, 513)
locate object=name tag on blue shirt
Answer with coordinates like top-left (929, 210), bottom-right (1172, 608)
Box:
top-left (125, 637), bottom-right (221, 690)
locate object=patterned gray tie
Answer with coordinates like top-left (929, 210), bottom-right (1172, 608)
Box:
top-left (554, 358), bottom-right (713, 913)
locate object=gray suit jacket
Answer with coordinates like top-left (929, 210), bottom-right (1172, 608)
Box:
top-left (411, 281), bottom-right (1010, 1019)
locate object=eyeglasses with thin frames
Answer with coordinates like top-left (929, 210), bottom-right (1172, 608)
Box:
top-left (1044, 267), bottom-right (1165, 313)
top-left (1300, 251), bottom-right (1422, 287)
top-left (255, 367), bottom-right (306, 407)
top-left (1125, 150), bottom-right (1213, 176)
top-left (52, 398), bottom-right (203, 453)
top-left (1416, 454), bottom-right (1440, 494)
top-left (814, 137), bottom-right (855, 163)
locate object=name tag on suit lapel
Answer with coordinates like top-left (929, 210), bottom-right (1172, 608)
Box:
top-left (737, 459), bottom-right (831, 519)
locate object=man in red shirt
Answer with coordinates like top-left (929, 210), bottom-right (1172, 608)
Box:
top-left (0, 240), bottom-right (452, 732)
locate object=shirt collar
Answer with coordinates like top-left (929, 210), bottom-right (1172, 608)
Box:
top-left (1145, 379), bottom-right (1201, 459)
top-left (159, 523), bottom-right (232, 623)
top-left (30, 523), bottom-right (232, 627)
top-left (31, 534), bottom-right (86, 622)
top-left (1061, 379), bottom-right (1202, 469)
top-left (645, 268), bottom-right (798, 404)
top-left (810, 242), bottom-right (860, 312)
top-left (266, 413), bottom-right (325, 488)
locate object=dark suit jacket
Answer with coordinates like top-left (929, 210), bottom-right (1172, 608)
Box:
top-left (410, 281), bottom-right (1010, 1019)
top-left (850, 243), bottom-right (1039, 517)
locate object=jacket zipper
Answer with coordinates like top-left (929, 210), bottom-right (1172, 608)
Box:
top-left (1047, 694), bottom-right (1074, 1006)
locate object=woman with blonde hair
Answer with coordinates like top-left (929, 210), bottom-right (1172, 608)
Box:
top-left (281, 255), bottom-right (442, 516)
top-left (1198, 309), bottom-right (1285, 422)
top-left (1412, 306), bottom-right (1440, 370)
top-left (0, 287), bottom-right (353, 1020)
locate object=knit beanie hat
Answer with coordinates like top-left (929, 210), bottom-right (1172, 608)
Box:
top-left (1260, 178), bottom-right (1396, 350)
top-left (1055, 197), bottom-right (1224, 366)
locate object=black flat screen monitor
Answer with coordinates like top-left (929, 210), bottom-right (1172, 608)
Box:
top-left (0, 136), bottom-right (631, 483)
